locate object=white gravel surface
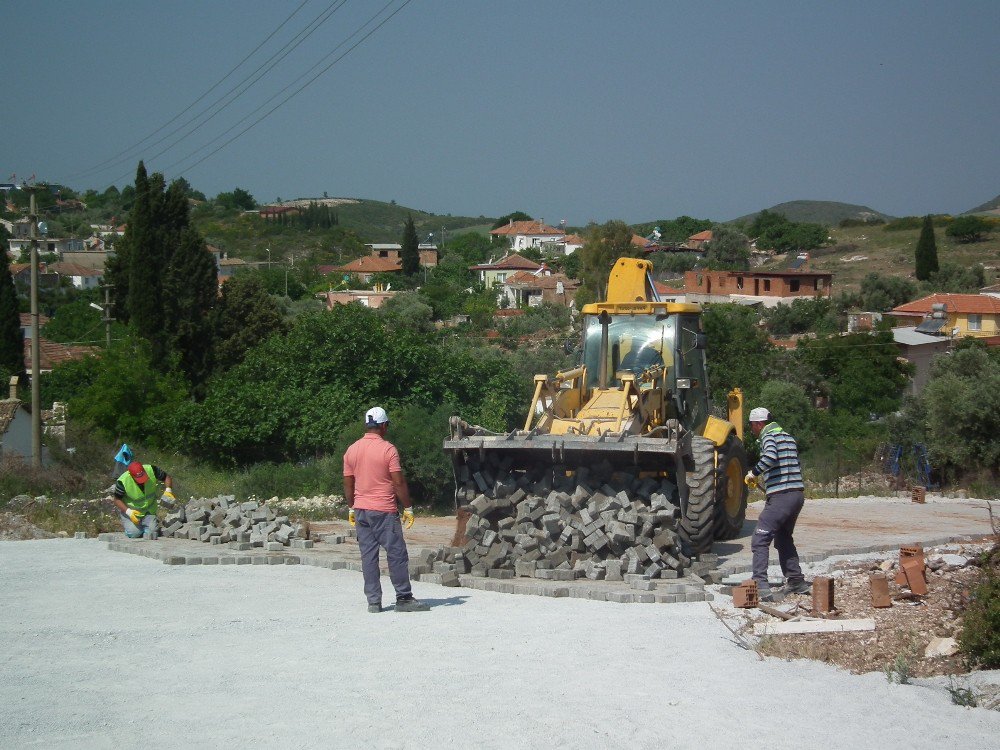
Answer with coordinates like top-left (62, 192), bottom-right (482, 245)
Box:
top-left (2, 539), bottom-right (998, 749)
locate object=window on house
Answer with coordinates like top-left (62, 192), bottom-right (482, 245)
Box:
top-left (496, 273), bottom-right (507, 283)
top-left (736, 277), bottom-right (743, 290)
top-left (789, 279), bottom-right (800, 293)
top-left (968, 314), bottom-right (982, 331)
top-left (815, 278), bottom-right (823, 290)
top-left (697, 274), bottom-right (703, 287)
top-left (718, 276), bottom-right (726, 289)
top-left (763, 280), bottom-right (771, 292)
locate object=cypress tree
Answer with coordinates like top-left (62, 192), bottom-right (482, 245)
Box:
top-left (915, 214), bottom-right (939, 281)
top-left (0, 252), bottom-right (24, 380)
top-left (401, 215), bottom-right (420, 276)
top-left (163, 226), bottom-right (217, 394)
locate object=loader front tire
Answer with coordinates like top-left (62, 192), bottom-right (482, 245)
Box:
top-left (678, 436), bottom-right (717, 554)
top-left (713, 435), bottom-right (748, 540)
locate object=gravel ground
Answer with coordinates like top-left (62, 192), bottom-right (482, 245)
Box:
top-left (2, 539), bottom-right (999, 750)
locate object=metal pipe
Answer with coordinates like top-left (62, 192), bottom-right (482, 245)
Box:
top-left (29, 191), bottom-right (41, 468)
top-left (597, 311), bottom-right (610, 389)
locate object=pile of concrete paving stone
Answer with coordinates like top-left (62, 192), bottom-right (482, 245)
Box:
top-left (438, 458), bottom-right (708, 582)
top-left (159, 496), bottom-right (308, 550)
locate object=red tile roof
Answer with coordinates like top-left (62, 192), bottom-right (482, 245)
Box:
top-left (631, 234), bottom-right (651, 247)
top-left (490, 220), bottom-right (562, 237)
top-left (562, 234), bottom-right (585, 245)
top-left (19, 313), bottom-right (50, 327)
top-left (48, 262), bottom-right (102, 277)
top-left (688, 230), bottom-right (713, 242)
top-left (654, 281), bottom-right (685, 296)
top-left (469, 253), bottom-right (543, 272)
top-left (334, 256), bottom-right (402, 274)
top-left (23, 338), bottom-right (98, 371)
top-left (891, 293), bottom-right (1000, 316)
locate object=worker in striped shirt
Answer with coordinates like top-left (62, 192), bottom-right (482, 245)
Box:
top-left (745, 407), bottom-right (810, 602)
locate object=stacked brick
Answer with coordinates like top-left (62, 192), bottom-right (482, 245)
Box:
top-left (159, 496), bottom-right (309, 550)
top-left (447, 457), bottom-right (694, 581)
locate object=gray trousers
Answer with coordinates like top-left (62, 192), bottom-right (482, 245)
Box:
top-left (355, 509), bottom-right (412, 605)
top-left (751, 489), bottom-right (805, 585)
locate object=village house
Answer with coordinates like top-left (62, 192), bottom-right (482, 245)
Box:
top-left (891, 327), bottom-right (952, 395)
top-left (469, 253), bottom-right (542, 288)
top-left (329, 255), bottom-right (403, 283)
top-left (48, 262), bottom-right (102, 290)
top-left (318, 289), bottom-right (398, 309)
top-left (888, 293), bottom-right (1000, 340)
top-left (501, 269), bottom-right (579, 307)
top-left (490, 220), bottom-right (565, 253)
top-left (683, 269), bottom-right (833, 307)
top-left (365, 243), bottom-right (439, 267)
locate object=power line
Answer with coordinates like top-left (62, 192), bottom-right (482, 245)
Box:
top-left (104, 0), bottom-right (351, 185)
top-left (171, 0), bottom-right (413, 179)
top-left (159, 0), bottom-right (399, 177)
top-left (71, 0), bottom-right (313, 180)
top-left (90, 0), bottom-right (352, 185)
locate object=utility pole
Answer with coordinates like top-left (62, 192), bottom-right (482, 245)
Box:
top-left (28, 189), bottom-right (42, 468)
top-left (101, 284), bottom-right (115, 347)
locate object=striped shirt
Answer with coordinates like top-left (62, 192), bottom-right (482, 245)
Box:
top-left (752, 422), bottom-right (804, 495)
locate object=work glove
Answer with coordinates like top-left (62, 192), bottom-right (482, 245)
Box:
top-left (160, 489), bottom-right (176, 508)
top-left (124, 507), bottom-right (144, 525)
top-left (348, 508), bottom-right (356, 527)
top-left (401, 507), bottom-right (415, 530)
top-left (744, 471), bottom-right (758, 488)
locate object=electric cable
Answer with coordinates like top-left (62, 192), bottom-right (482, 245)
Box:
top-left (160, 0), bottom-right (402, 179)
top-left (70, 0), bottom-right (312, 179)
top-left (86, 0), bottom-right (350, 182)
top-left (169, 0), bottom-right (413, 179)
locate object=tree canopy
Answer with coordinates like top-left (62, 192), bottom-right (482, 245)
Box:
top-left (945, 215), bottom-right (992, 243)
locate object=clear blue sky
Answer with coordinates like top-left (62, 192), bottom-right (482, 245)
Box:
top-left (3, 1), bottom-right (998, 224)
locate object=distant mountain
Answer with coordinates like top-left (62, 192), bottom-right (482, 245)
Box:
top-left (963, 194), bottom-right (1000, 216)
top-left (730, 200), bottom-right (893, 226)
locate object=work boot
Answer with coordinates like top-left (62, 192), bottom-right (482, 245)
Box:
top-left (395, 596), bottom-right (430, 613)
top-left (784, 578), bottom-right (812, 595)
top-left (367, 603), bottom-right (382, 613)
top-left (757, 584), bottom-right (783, 603)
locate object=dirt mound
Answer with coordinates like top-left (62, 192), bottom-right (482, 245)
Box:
top-left (0, 513), bottom-right (57, 541)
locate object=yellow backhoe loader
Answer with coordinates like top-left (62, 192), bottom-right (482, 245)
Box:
top-left (445, 257), bottom-right (747, 554)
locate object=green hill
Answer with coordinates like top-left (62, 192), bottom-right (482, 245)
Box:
top-left (260, 197), bottom-right (493, 241)
top-left (731, 200), bottom-right (893, 226)
top-left (963, 194), bottom-right (1000, 216)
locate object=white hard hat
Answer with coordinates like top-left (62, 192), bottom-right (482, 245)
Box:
top-left (365, 406), bottom-right (389, 426)
top-left (748, 407), bottom-right (770, 423)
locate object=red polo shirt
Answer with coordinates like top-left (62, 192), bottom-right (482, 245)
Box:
top-left (343, 432), bottom-right (402, 513)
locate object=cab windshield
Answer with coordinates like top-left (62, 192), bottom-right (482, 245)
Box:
top-left (582, 314), bottom-right (676, 388)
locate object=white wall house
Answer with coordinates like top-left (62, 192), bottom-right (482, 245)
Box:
top-left (490, 220), bottom-right (565, 253)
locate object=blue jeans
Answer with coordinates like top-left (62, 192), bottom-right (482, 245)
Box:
top-left (120, 512), bottom-right (159, 538)
top-left (355, 509), bottom-right (412, 605)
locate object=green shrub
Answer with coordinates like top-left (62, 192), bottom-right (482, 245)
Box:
top-left (960, 549), bottom-right (1000, 669)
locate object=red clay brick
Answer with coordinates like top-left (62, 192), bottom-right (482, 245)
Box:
top-left (902, 558), bottom-right (928, 595)
top-left (896, 545), bottom-right (925, 585)
top-left (869, 574), bottom-right (891, 608)
top-left (911, 486), bottom-right (926, 504)
top-left (732, 580), bottom-right (758, 608)
top-left (812, 576), bottom-right (835, 613)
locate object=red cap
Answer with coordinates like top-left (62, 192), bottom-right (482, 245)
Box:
top-left (128, 461), bottom-right (148, 483)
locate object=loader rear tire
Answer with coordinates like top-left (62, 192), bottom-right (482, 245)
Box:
top-left (678, 436), bottom-right (717, 554)
top-left (713, 435), bottom-right (748, 540)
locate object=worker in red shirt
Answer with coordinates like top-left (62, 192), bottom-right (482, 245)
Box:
top-left (343, 407), bottom-right (429, 613)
